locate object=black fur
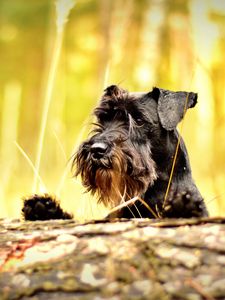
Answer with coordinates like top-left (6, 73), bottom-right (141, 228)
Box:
top-left (22, 85), bottom-right (208, 220)
top-left (22, 194), bottom-right (73, 221)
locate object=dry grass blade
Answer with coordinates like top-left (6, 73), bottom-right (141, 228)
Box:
top-left (163, 92), bottom-right (190, 208)
top-left (52, 129), bottom-right (67, 162)
top-left (106, 196), bottom-right (159, 219)
top-left (55, 0), bottom-right (76, 34)
top-left (33, 0), bottom-right (76, 193)
top-left (33, 32), bottom-right (63, 193)
top-left (15, 142), bottom-right (47, 193)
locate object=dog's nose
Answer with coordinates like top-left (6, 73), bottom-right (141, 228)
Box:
top-left (90, 142), bottom-right (108, 158)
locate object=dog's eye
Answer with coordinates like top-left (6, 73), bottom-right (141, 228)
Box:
top-left (135, 118), bottom-right (144, 126)
top-left (96, 110), bottom-right (114, 123)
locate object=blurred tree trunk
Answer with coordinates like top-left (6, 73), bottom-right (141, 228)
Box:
top-left (98, 0), bottom-right (112, 89)
top-left (210, 12), bottom-right (225, 212)
top-left (155, 0), bottom-right (192, 88)
top-left (0, 217), bottom-right (225, 300)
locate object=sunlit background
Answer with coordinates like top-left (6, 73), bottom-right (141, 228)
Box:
top-left (0, 0), bottom-right (225, 219)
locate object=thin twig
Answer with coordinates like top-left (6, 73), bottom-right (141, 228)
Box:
top-left (186, 278), bottom-right (215, 300)
top-left (106, 196), bottom-right (159, 219)
top-left (163, 93), bottom-right (190, 207)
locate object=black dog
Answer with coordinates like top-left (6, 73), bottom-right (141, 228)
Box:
top-left (23, 85), bottom-right (208, 220)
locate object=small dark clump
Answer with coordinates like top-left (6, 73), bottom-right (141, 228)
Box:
top-left (22, 194), bottom-right (73, 221)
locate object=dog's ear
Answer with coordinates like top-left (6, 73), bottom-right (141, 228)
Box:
top-left (151, 87), bottom-right (198, 131)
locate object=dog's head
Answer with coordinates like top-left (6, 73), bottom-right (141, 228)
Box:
top-left (72, 85), bottom-right (197, 206)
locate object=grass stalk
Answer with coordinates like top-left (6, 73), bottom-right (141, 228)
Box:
top-left (33, 0), bottom-right (75, 193)
top-left (33, 31), bottom-right (63, 193)
top-left (163, 93), bottom-right (190, 207)
top-left (15, 142), bottom-right (47, 193)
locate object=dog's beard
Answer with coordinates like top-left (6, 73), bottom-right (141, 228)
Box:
top-left (73, 144), bottom-right (157, 207)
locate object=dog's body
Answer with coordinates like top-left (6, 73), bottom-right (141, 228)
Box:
top-left (23, 85), bottom-right (208, 220)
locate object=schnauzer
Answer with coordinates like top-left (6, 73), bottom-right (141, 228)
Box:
top-left (22, 85), bottom-right (208, 220)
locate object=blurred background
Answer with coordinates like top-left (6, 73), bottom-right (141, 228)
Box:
top-left (0, 0), bottom-right (225, 220)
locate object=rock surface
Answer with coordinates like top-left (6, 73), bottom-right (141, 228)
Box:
top-left (0, 217), bottom-right (225, 300)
